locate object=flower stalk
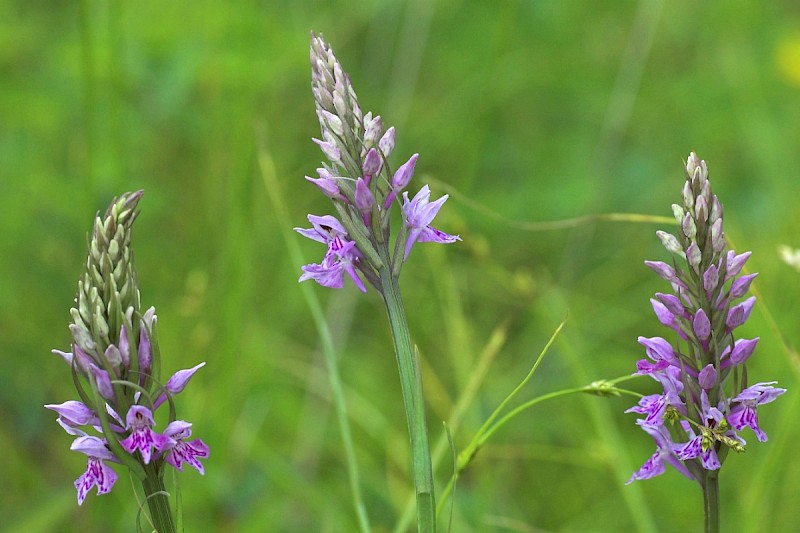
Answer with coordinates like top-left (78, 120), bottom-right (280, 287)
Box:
top-left (297, 33), bottom-right (462, 531)
top-left (702, 470), bottom-right (720, 533)
top-left (380, 266), bottom-right (436, 532)
top-left (625, 152), bottom-right (786, 533)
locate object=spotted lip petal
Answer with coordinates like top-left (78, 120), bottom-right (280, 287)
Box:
top-left (164, 420), bottom-right (210, 475)
top-left (120, 405), bottom-right (172, 464)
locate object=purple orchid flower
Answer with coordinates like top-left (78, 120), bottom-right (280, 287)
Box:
top-left (163, 421), bottom-right (210, 475)
top-left (728, 382), bottom-right (787, 442)
top-left (71, 436), bottom-right (119, 505)
top-left (296, 215), bottom-right (367, 292)
top-left (627, 421), bottom-right (693, 484)
top-left (120, 405), bottom-right (172, 464)
top-left (401, 185), bottom-right (461, 260)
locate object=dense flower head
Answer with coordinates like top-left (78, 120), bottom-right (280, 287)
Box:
top-left (299, 32), bottom-right (460, 293)
top-left (47, 191), bottom-right (209, 505)
top-left (627, 153), bottom-right (785, 485)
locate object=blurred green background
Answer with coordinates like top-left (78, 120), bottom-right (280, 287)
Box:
top-left (3, 0), bottom-right (800, 531)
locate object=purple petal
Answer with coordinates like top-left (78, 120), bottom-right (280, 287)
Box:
top-left (698, 364), bottom-right (717, 390)
top-left (163, 421), bottom-right (210, 475)
top-left (726, 296), bottom-right (756, 330)
top-left (730, 273), bottom-right (758, 299)
top-left (655, 293), bottom-right (684, 316)
top-left (71, 435), bottom-right (117, 461)
top-left (703, 264), bottom-right (719, 294)
top-left (90, 366), bottom-right (114, 400)
top-left (638, 336), bottom-right (677, 364)
top-left (362, 147), bottom-right (382, 176)
top-left (166, 362), bottom-right (206, 395)
top-left (730, 338), bottom-right (759, 366)
top-left (74, 456), bottom-right (118, 505)
top-left (644, 261), bottom-right (678, 283)
top-left (693, 309), bottom-right (711, 341)
top-left (305, 175), bottom-right (342, 199)
top-left (726, 251), bottom-right (752, 279)
top-left (391, 153), bottom-right (419, 190)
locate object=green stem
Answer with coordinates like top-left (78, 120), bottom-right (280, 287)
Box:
top-left (380, 266), bottom-right (436, 533)
top-left (703, 470), bottom-right (720, 533)
top-left (141, 466), bottom-right (175, 533)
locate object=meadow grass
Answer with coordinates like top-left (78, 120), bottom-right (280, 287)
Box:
top-left (3, 1), bottom-right (800, 531)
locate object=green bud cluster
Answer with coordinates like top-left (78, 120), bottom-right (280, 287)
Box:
top-left (70, 191), bottom-right (143, 364)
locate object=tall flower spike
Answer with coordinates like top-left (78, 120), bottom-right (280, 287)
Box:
top-left (48, 192), bottom-right (209, 525)
top-left (625, 152), bottom-right (785, 529)
top-left (301, 33), bottom-right (460, 292)
top-left (301, 33), bottom-right (455, 532)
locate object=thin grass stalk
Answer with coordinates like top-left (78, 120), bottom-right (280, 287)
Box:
top-left (257, 141), bottom-right (371, 532)
top-left (394, 322), bottom-right (509, 533)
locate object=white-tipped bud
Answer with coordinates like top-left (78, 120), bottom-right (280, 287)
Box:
top-left (332, 89), bottom-right (347, 118)
top-left (70, 307), bottom-right (86, 329)
top-left (682, 213), bottom-right (697, 240)
top-left (657, 231), bottom-right (684, 255)
top-left (671, 204), bottom-right (685, 225)
top-left (69, 323), bottom-right (96, 354)
top-left (710, 196), bottom-right (722, 222)
top-left (711, 218), bottom-right (724, 252)
top-left (104, 344), bottom-right (122, 368)
top-left (695, 195), bottom-right (708, 223)
top-left (687, 242), bottom-right (702, 271)
top-left (320, 110), bottom-right (344, 137)
top-left (364, 115), bottom-right (383, 148)
top-left (682, 181), bottom-right (694, 210)
top-left (379, 127), bottom-right (396, 158)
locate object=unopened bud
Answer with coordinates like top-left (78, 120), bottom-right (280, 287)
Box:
top-left (656, 231), bottom-right (683, 255)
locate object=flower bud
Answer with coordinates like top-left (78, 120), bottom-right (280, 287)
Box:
top-left (693, 308), bottom-right (711, 341)
top-left (682, 213), bottom-right (697, 240)
top-left (312, 138), bottom-right (341, 162)
top-left (698, 364), bottom-right (717, 390)
top-left (695, 195), bottom-right (708, 223)
top-left (379, 126), bottom-right (396, 158)
top-left (726, 296), bottom-right (756, 330)
top-left (657, 231), bottom-right (684, 255)
top-left (703, 264), bottom-right (719, 295)
top-left (363, 148), bottom-right (382, 177)
top-left (364, 114), bottom-right (383, 148)
top-left (672, 204), bottom-right (685, 225)
top-left (730, 272), bottom-right (758, 299)
top-left (686, 242), bottom-right (702, 271)
top-left (655, 293), bottom-right (684, 316)
top-left (730, 337), bottom-right (759, 365)
top-left (392, 153), bottom-right (419, 191)
top-left (726, 251), bottom-right (751, 279)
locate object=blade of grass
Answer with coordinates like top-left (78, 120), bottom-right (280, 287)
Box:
top-left (542, 285), bottom-right (657, 533)
top-left (393, 320), bottom-right (510, 532)
top-left (257, 133), bottom-right (371, 533)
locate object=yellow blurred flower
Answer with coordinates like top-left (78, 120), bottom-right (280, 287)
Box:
top-left (778, 245), bottom-right (800, 271)
top-left (776, 33), bottom-right (800, 88)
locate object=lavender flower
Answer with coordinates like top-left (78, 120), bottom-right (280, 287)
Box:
top-left (298, 32), bottom-right (460, 293)
top-left (627, 153), bottom-right (785, 487)
top-left (47, 191), bottom-right (208, 512)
